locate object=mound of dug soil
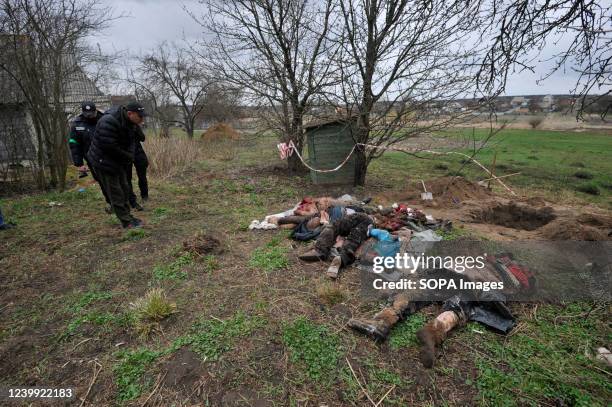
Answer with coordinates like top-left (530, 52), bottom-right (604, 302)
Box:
top-left (183, 234), bottom-right (224, 256)
top-left (398, 177), bottom-right (492, 206)
top-left (540, 219), bottom-right (608, 241)
top-left (470, 202), bottom-right (556, 231)
top-left (201, 123), bottom-right (240, 141)
top-left (161, 348), bottom-right (206, 391)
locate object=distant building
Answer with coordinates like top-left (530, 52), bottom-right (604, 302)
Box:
top-left (540, 94), bottom-right (554, 111)
top-left (0, 37), bottom-right (110, 166)
top-left (510, 96), bottom-right (529, 108)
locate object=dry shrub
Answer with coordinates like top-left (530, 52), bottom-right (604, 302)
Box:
top-left (528, 116), bottom-right (544, 129)
top-left (144, 136), bottom-right (205, 179)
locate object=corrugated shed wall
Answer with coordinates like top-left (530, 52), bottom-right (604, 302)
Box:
top-left (306, 122), bottom-right (356, 185)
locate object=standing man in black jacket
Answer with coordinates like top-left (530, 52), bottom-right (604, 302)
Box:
top-left (125, 125), bottom-right (149, 210)
top-left (87, 102), bottom-right (146, 229)
top-left (68, 101), bottom-right (111, 211)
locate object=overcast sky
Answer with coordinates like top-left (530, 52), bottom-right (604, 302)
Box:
top-left (94, 0), bottom-right (584, 96)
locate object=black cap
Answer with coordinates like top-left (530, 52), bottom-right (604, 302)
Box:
top-left (81, 101), bottom-right (96, 112)
top-left (126, 101), bottom-right (147, 117)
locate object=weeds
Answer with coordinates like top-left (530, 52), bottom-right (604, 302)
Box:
top-left (61, 311), bottom-right (131, 341)
top-left (67, 291), bottom-right (113, 314)
top-left (171, 312), bottom-right (265, 361)
top-left (203, 255), bottom-right (219, 273)
top-left (152, 253), bottom-right (194, 281)
top-left (249, 236), bottom-right (289, 272)
top-left (575, 182), bottom-right (600, 195)
top-left (388, 313), bottom-right (427, 349)
top-left (473, 304), bottom-right (610, 406)
top-left (438, 226), bottom-right (469, 241)
top-left (123, 228), bottom-right (147, 241)
top-left (114, 348), bottom-right (161, 401)
top-left (282, 317), bottom-right (342, 383)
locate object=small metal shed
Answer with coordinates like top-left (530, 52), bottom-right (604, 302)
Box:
top-left (305, 118), bottom-right (357, 185)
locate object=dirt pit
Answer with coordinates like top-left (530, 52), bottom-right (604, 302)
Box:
top-left (470, 202), bottom-right (556, 231)
top-left (183, 234), bottom-right (224, 256)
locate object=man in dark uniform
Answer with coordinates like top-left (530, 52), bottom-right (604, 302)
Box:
top-left (87, 102), bottom-right (146, 229)
top-left (125, 125), bottom-right (149, 210)
top-left (68, 101), bottom-right (111, 211)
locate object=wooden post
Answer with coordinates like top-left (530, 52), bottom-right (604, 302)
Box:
top-left (488, 151), bottom-right (497, 190)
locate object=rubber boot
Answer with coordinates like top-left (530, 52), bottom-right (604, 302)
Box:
top-left (416, 310), bottom-right (460, 368)
top-left (348, 294), bottom-right (411, 340)
top-left (326, 256), bottom-right (342, 279)
top-left (299, 248), bottom-right (326, 262)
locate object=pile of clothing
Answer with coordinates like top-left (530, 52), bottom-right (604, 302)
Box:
top-left (251, 195), bottom-right (448, 278)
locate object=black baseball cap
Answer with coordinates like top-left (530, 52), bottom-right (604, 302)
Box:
top-left (126, 101), bottom-right (147, 117)
top-left (81, 101), bottom-right (96, 112)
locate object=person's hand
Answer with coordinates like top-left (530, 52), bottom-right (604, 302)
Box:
top-left (78, 165), bottom-right (87, 172)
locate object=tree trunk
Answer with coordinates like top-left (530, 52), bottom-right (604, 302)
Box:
top-left (285, 109), bottom-right (307, 173)
top-left (185, 124), bottom-right (194, 138)
top-left (287, 153), bottom-right (304, 173)
top-left (353, 117), bottom-right (370, 187)
top-left (353, 146), bottom-right (367, 186)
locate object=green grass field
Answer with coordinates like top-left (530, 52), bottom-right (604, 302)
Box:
top-left (370, 128), bottom-right (612, 208)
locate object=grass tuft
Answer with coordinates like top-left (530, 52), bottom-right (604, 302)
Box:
top-left (131, 288), bottom-right (177, 337)
top-left (316, 283), bottom-right (347, 306)
top-left (575, 182), bottom-right (600, 195)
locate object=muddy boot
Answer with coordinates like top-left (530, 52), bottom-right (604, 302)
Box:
top-left (416, 311), bottom-right (459, 368)
top-left (299, 248), bottom-right (326, 262)
top-left (326, 256), bottom-right (342, 278)
top-left (347, 318), bottom-right (390, 341)
top-left (349, 308), bottom-right (399, 340)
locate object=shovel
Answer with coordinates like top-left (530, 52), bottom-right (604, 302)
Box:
top-left (420, 180), bottom-right (433, 200)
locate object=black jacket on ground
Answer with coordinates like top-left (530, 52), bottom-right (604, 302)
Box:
top-left (68, 111), bottom-right (103, 166)
top-left (87, 106), bottom-right (138, 174)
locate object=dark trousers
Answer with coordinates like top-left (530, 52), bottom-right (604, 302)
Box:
top-left (96, 168), bottom-right (135, 226)
top-left (86, 160), bottom-right (110, 205)
top-left (125, 161), bottom-right (149, 206)
top-left (315, 213), bottom-right (372, 266)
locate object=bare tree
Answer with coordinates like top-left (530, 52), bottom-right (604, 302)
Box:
top-left (137, 42), bottom-right (211, 138)
top-left (193, 0), bottom-right (338, 172)
top-left (198, 83), bottom-right (242, 125)
top-left (124, 65), bottom-right (177, 138)
top-left (475, 0), bottom-right (612, 119)
top-left (0, 0), bottom-right (112, 189)
top-left (330, 0), bottom-right (483, 185)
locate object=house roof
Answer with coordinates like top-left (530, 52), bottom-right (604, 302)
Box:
top-left (304, 116), bottom-right (358, 130)
top-left (0, 35), bottom-right (109, 110)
